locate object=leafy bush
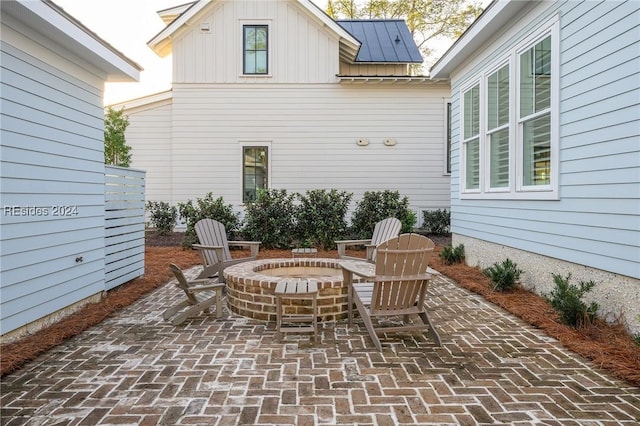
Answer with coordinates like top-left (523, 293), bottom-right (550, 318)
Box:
top-left (296, 189), bottom-right (352, 250)
top-left (243, 188), bottom-right (297, 249)
top-left (483, 258), bottom-right (523, 292)
top-left (350, 190), bottom-right (416, 238)
top-left (145, 201), bottom-right (177, 236)
top-left (545, 273), bottom-right (599, 328)
top-left (177, 193), bottom-right (239, 248)
top-left (439, 244), bottom-right (465, 265)
top-left (422, 209), bottom-right (450, 235)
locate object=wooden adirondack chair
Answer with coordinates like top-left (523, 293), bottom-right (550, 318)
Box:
top-left (163, 263), bottom-right (226, 325)
top-left (335, 217), bottom-right (402, 262)
top-left (348, 233), bottom-right (441, 350)
top-left (193, 219), bottom-right (260, 280)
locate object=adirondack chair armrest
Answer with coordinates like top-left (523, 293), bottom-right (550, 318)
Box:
top-left (187, 282), bottom-right (225, 293)
top-left (335, 239), bottom-right (372, 257)
top-left (192, 244), bottom-right (225, 252)
top-left (228, 241), bottom-right (261, 257)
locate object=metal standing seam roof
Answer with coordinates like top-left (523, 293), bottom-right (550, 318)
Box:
top-left (336, 19), bottom-right (423, 63)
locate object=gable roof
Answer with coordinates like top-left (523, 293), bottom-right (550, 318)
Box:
top-left (337, 20), bottom-right (422, 63)
top-left (1, 0), bottom-right (141, 82)
top-left (148, 0), bottom-right (361, 62)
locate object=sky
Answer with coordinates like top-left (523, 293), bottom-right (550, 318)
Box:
top-left (51, 0), bottom-right (477, 106)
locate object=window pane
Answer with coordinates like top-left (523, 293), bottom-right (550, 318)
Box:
top-left (465, 137), bottom-right (480, 190)
top-left (523, 113), bottom-right (551, 186)
top-left (244, 27), bottom-right (255, 50)
top-left (243, 147), bottom-right (268, 202)
top-left (489, 129), bottom-right (509, 188)
top-left (255, 51), bottom-right (267, 74)
top-left (255, 28), bottom-right (267, 49)
top-left (488, 64), bottom-right (509, 130)
top-left (244, 52), bottom-right (255, 74)
top-left (463, 85), bottom-right (479, 139)
top-left (520, 35), bottom-right (551, 117)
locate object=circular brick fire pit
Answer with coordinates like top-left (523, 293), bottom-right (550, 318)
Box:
top-left (223, 258), bottom-right (350, 322)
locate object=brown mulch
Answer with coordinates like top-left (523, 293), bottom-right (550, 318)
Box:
top-left (1, 232), bottom-right (639, 388)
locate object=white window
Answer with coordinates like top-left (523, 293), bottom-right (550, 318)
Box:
top-left (459, 19), bottom-right (558, 199)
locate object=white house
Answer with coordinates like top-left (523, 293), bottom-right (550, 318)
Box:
top-left (0, 0), bottom-right (141, 341)
top-left (117, 0), bottom-right (452, 218)
top-left (430, 0), bottom-right (640, 333)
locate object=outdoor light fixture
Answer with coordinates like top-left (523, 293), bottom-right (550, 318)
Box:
top-left (356, 138), bottom-right (369, 146)
top-left (200, 22), bottom-right (210, 32)
top-left (383, 138), bottom-right (397, 146)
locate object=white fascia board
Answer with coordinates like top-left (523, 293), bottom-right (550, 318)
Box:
top-left (148, 0), bottom-right (208, 57)
top-left (16, 0), bottom-right (141, 81)
top-left (107, 90), bottom-right (173, 111)
top-left (430, 0), bottom-right (530, 79)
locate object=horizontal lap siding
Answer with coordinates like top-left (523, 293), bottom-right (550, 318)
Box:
top-left (145, 83), bottom-right (451, 212)
top-left (0, 28), bottom-right (106, 334)
top-left (126, 101), bottom-right (172, 202)
top-left (448, 0), bottom-right (640, 278)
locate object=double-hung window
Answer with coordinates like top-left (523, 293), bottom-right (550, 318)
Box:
top-left (459, 19), bottom-right (558, 199)
top-left (243, 25), bottom-right (268, 75)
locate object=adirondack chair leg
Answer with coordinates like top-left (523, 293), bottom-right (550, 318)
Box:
top-left (163, 301), bottom-right (191, 320)
top-left (216, 291), bottom-right (223, 318)
top-left (418, 312), bottom-right (441, 346)
top-left (354, 296), bottom-right (383, 351)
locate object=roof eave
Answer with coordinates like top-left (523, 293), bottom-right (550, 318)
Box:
top-left (430, 0), bottom-right (530, 79)
top-left (8, 0), bottom-right (142, 81)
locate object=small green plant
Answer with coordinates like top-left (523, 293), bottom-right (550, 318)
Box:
top-left (422, 209), bottom-right (450, 235)
top-left (545, 273), bottom-right (599, 328)
top-left (177, 193), bottom-right (239, 247)
top-left (483, 258), bottom-right (523, 292)
top-left (145, 201), bottom-right (177, 236)
top-left (439, 244), bottom-right (465, 265)
top-left (243, 188), bottom-right (297, 249)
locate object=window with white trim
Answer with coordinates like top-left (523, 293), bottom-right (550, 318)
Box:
top-left (459, 19), bottom-right (558, 199)
top-left (242, 146), bottom-right (268, 202)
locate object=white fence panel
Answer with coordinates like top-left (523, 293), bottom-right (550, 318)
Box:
top-left (105, 165), bottom-right (146, 290)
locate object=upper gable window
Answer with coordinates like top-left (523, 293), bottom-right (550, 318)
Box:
top-left (243, 25), bottom-right (268, 75)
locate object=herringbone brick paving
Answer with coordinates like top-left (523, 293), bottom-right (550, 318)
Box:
top-left (1, 267), bottom-right (638, 425)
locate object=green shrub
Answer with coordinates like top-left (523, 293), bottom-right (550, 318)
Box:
top-left (483, 258), bottom-right (523, 292)
top-left (145, 201), bottom-right (177, 236)
top-left (422, 209), bottom-right (450, 235)
top-left (545, 273), bottom-right (599, 328)
top-left (439, 244), bottom-right (465, 265)
top-left (296, 189), bottom-right (352, 250)
top-left (177, 193), bottom-right (239, 248)
top-left (350, 190), bottom-right (416, 238)
top-left (243, 188), bottom-right (297, 249)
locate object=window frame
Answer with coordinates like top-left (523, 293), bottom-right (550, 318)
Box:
top-left (241, 22), bottom-right (271, 77)
top-left (458, 17), bottom-right (559, 200)
top-left (240, 142), bottom-right (271, 204)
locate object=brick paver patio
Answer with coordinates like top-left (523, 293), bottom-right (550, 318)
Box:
top-left (1, 267), bottom-right (639, 425)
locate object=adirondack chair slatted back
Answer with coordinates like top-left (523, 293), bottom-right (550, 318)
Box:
top-left (195, 219), bottom-right (232, 266)
top-left (371, 234), bottom-right (435, 315)
top-left (369, 217), bottom-right (402, 260)
top-left (169, 263), bottom-right (198, 305)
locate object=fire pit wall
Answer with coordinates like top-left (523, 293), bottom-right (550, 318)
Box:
top-left (223, 258), bottom-right (355, 322)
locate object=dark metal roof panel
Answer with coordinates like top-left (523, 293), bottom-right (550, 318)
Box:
top-left (337, 20), bottom-right (423, 63)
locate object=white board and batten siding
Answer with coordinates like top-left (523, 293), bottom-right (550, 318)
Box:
top-left (173, 0), bottom-right (340, 84)
top-left (445, 0), bottom-right (639, 279)
top-left (0, 20), bottom-right (107, 336)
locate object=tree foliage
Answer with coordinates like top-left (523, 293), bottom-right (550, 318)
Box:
top-left (327, 0), bottom-right (483, 68)
top-left (104, 107), bottom-right (132, 167)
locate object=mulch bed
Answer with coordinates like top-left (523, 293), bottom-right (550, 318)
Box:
top-left (2, 232), bottom-right (639, 387)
